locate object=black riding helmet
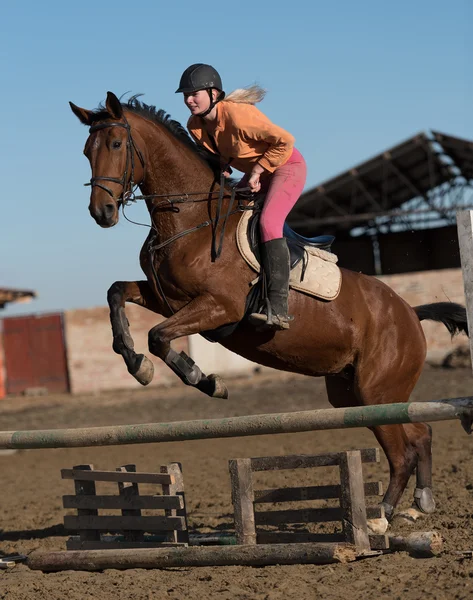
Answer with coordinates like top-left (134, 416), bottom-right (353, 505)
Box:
top-left (176, 63), bottom-right (225, 117)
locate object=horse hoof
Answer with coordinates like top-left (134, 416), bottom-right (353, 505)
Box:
top-left (394, 507), bottom-right (424, 524)
top-left (130, 354), bottom-right (154, 386)
top-left (208, 374), bottom-right (228, 398)
top-left (367, 517), bottom-right (389, 535)
top-left (414, 487), bottom-right (436, 514)
top-left (196, 374), bottom-right (228, 398)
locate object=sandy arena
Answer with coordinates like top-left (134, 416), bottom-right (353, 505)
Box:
top-left (1, 366), bottom-right (473, 600)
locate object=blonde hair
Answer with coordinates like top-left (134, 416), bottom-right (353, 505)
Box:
top-left (223, 84), bottom-right (266, 105)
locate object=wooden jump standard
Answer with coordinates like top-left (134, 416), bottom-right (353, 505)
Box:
top-left (27, 452), bottom-right (443, 571)
top-left (1, 397), bottom-right (473, 450)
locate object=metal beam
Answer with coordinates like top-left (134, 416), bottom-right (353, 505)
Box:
top-left (385, 159), bottom-right (425, 199)
top-left (351, 175), bottom-right (384, 212)
top-left (289, 203), bottom-right (473, 228)
top-left (315, 193), bottom-right (349, 217)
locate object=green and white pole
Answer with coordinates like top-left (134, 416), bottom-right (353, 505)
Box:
top-left (0, 397), bottom-right (472, 450)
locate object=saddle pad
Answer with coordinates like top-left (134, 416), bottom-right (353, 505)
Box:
top-left (236, 210), bottom-right (342, 301)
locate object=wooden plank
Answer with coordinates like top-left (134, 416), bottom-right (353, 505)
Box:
top-left (250, 448), bottom-right (379, 471)
top-left (117, 465), bottom-right (143, 543)
top-left (255, 507), bottom-right (343, 525)
top-left (366, 481), bottom-right (383, 496)
top-left (229, 458), bottom-right (256, 545)
top-left (61, 469), bottom-right (174, 485)
top-left (254, 485), bottom-right (340, 503)
top-left (368, 534), bottom-right (390, 551)
top-left (257, 531), bottom-right (346, 544)
top-left (67, 540), bottom-right (186, 550)
top-left (62, 495), bottom-right (184, 510)
top-left (254, 481), bottom-right (383, 503)
top-left (366, 506), bottom-right (383, 519)
top-left (254, 505), bottom-right (382, 526)
top-left (71, 465), bottom-right (100, 543)
top-left (161, 463), bottom-right (189, 545)
top-left (28, 543), bottom-right (358, 571)
top-left (64, 515), bottom-right (186, 531)
top-left (338, 451), bottom-right (371, 552)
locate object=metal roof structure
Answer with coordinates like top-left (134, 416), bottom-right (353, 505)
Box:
top-left (0, 288), bottom-right (36, 309)
top-left (432, 131), bottom-right (473, 182)
top-left (289, 130), bottom-right (473, 237)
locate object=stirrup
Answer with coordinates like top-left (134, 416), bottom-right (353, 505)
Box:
top-left (248, 299), bottom-right (292, 331)
top-left (248, 312), bottom-right (291, 331)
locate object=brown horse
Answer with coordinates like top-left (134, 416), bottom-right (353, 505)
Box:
top-left (70, 91), bottom-right (467, 528)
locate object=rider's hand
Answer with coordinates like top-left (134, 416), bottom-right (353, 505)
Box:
top-left (248, 164), bottom-right (265, 193)
top-left (248, 172), bottom-right (261, 193)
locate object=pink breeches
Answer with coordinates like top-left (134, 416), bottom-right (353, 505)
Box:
top-left (239, 148), bottom-right (307, 242)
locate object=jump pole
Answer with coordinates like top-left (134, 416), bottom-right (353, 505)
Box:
top-left (0, 397), bottom-right (472, 450)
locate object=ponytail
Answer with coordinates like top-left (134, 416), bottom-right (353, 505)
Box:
top-left (223, 84), bottom-right (266, 105)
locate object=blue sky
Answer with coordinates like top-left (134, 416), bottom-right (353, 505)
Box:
top-left (1, 0), bottom-right (471, 316)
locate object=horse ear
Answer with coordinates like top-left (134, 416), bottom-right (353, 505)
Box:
top-left (105, 92), bottom-right (123, 120)
top-left (69, 102), bottom-right (95, 125)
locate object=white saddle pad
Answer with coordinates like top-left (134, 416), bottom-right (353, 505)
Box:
top-left (236, 210), bottom-right (342, 301)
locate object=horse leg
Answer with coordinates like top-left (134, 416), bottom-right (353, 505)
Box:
top-left (147, 295), bottom-right (239, 398)
top-left (369, 424), bottom-right (417, 524)
top-left (326, 373), bottom-right (419, 534)
top-left (356, 368), bottom-right (423, 527)
top-left (326, 375), bottom-right (393, 534)
top-left (107, 280), bottom-right (161, 385)
top-left (395, 423), bottom-right (436, 523)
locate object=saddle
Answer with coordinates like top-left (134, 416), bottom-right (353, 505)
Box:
top-left (247, 208), bottom-right (335, 271)
top-left (201, 201), bottom-right (340, 343)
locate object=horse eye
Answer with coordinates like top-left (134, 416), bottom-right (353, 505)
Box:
top-left (112, 140), bottom-right (122, 149)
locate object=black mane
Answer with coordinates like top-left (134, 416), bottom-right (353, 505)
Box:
top-left (94, 95), bottom-right (221, 176)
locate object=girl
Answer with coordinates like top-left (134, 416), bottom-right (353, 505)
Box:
top-left (176, 63), bottom-right (307, 331)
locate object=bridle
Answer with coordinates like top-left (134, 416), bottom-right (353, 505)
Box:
top-left (84, 114), bottom-right (146, 205)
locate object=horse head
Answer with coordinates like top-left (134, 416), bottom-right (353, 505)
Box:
top-left (70, 92), bottom-right (145, 228)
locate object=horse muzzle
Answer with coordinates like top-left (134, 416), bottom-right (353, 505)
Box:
top-left (89, 201), bottom-right (119, 228)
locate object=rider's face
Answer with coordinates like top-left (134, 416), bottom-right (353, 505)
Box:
top-left (183, 90), bottom-right (213, 115)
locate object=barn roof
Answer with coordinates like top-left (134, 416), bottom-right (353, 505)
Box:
top-left (0, 288), bottom-right (36, 309)
top-left (291, 130), bottom-right (473, 232)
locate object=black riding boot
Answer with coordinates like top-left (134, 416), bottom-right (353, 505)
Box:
top-left (249, 238), bottom-right (292, 331)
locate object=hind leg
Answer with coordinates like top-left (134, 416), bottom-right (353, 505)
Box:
top-left (325, 375), bottom-right (393, 534)
top-left (326, 365), bottom-right (421, 530)
top-left (369, 424), bottom-right (418, 521)
top-left (395, 422), bottom-right (436, 523)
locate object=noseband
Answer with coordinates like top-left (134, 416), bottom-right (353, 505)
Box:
top-left (84, 116), bottom-right (145, 204)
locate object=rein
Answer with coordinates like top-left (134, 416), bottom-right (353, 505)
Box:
top-left (145, 175), bottom-right (257, 319)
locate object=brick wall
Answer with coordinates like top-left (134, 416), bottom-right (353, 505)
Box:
top-left (63, 267), bottom-right (469, 394)
top-left (0, 320), bottom-right (5, 399)
top-left (378, 268), bottom-right (467, 364)
top-left (64, 305), bottom-right (188, 394)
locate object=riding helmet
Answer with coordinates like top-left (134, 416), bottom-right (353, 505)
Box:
top-left (176, 64), bottom-right (225, 99)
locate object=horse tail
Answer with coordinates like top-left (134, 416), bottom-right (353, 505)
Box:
top-left (414, 302), bottom-right (469, 337)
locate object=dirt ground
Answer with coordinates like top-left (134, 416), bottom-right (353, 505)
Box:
top-left (1, 366), bottom-right (473, 599)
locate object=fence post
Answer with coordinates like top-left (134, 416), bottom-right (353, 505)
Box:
top-left (456, 210), bottom-right (473, 372)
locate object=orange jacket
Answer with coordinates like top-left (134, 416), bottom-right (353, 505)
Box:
top-left (187, 101), bottom-right (295, 174)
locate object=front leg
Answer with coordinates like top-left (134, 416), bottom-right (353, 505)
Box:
top-left (108, 280), bottom-right (162, 385)
top-left (148, 295), bottom-right (240, 398)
